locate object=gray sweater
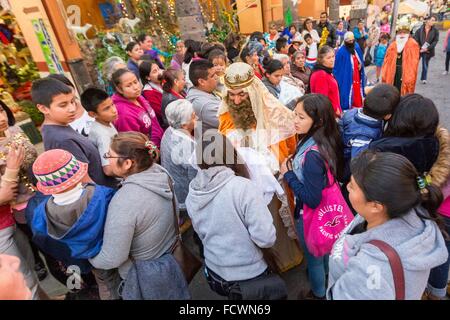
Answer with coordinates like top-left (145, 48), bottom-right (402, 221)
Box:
top-left (186, 166), bottom-right (276, 281)
top-left (160, 128), bottom-right (197, 208)
top-left (186, 87), bottom-right (221, 133)
top-left (89, 164), bottom-right (177, 278)
top-left (327, 207), bottom-right (448, 300)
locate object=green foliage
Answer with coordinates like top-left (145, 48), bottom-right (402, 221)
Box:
top-left (18, 100), bottom-right (44, 127)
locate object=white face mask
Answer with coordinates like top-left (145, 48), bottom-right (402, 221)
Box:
top-left (396, 34), bottom-right (410, 53)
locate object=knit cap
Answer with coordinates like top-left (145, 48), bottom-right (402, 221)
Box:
top-left (32, 149), bottom-right (88, 195)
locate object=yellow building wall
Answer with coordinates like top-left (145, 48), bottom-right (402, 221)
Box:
top-left (298, 0), bottom-right (326, 19)
top-left (236, 0), bottom-right (265, 34)
top-left (9, 0), bottom-right (68, 75)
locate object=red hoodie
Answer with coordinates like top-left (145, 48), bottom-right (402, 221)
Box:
top-left (0, 205), bottom-right (13, 230)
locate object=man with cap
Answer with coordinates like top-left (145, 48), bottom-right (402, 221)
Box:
top-left (333, 31), bottom-right (366, 110)
top-left (218, 62), bottom-right (303, 272)
top-left (381, 22), bottom-right (420, 95)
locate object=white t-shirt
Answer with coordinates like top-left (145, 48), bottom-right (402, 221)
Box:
top-left (88, 121), bottom-right (118, 167)
top-left (69, 110), bottom-right (95, 137)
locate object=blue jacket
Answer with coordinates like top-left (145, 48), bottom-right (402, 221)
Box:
top-left (374, 44), bottom-right (388, 67)
top-left (340, 109), bottom-right (383, 181)
top-left (353, 27), bottom-right (368, 40)
top-left (333, 43), bottom-right (366, 110)
top-left (28, 185), bottom-right (116, 272)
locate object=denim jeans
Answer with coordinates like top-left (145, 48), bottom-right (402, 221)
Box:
top-left (427, 215), bottom-right (450, 298)
top-left (295, 217), bottom-right (328, 298)
top-left (420, 53), bottom-right (432, 81)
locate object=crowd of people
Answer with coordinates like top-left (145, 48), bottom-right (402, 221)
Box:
top-left (0, 12), bottom-right (449, 301)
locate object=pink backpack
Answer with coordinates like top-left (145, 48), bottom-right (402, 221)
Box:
top-left (302, 147), bottom-right (354, 257)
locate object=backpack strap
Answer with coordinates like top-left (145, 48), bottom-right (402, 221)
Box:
top-left (368, 240), bottom-right (405, 300)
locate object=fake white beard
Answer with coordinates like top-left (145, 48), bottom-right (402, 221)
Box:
top-left (396, 34), bottom-right (409, 53)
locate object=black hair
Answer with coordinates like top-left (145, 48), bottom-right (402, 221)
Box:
top-left (47, 74), bottom-right (75, 89)
top-left (208, 49), bottom-right (227, 63)
top-left (384, 94), bottom-right (439, 138)
top-left (195, 131), bottom-right (250, 179)
top-left (320, 12), bottom-right (328, 17)
top-left (80, 87), bottom-right (110, 113)
top-left (137, 33), bottom-right (149, 44)
top-left (224, 33), bottom-right (241, 50)
top-left (138, 60), bottom-right (159, 84)
top-left (288, 45), bottom-right (298, 56)
top-left (0, 100), bottom-right (15, 126)
top-left (162, 68), bottom-right (183, 93)
top-left (289, 24), bottom-right (297, 32)
top-left (294, 94), bottom-right (344, 181)
top-left (31, 77), bottom-right (73, 108)
top-left (111, 68), bottom-right (135, 93)
top-left (303, 18), bottom-right (313, 30)
top-left (126, 41), bottom-right (139, 53)
top-left (276, 37), bottom-right (288, 52)
top-left (351, 150), bottom-right (444, 229)
top-left (363, 84), bottom-right (400, 120)
top-left (240, 46), bottom-right (251, 63)
top-left (184, 40), bottom-right (202, 64)
top-left (303, 33), bottom-right (312, 41)
top-left (379, 33), bottom-right (391, 40)
top-left (250, 31), bottom-right (265, 43)
top-left (262, 58), bottom-right (284, 75)
top-left (189, 59), bottom-right (214, 87)
top-left (199, 43), bottom-right (226, 60)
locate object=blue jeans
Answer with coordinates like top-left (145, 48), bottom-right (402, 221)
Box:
top-left (420, 53), bottom-right (431, 81)
top-left (295, 217), bottom-right (328, 298)
top-left (427, 215), bottom-right (450, 298)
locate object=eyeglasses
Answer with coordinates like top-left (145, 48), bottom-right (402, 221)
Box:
top-left (103, 152), bottom-right (128, 160)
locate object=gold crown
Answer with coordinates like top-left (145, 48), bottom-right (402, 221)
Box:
top-left (224, 62), bottom-right (255, 90)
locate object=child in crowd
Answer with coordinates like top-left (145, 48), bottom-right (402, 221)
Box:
top-left (304, 34), bottom-right (318, 69)
top-left (208, 49), bottom-right (228, 97)
top-left (81, 88), bottom-right (119, 177)
top-left (29, 149), bottom-right (119, 300)
top-left (281, 94), bottom-right (344, 300)
top-left (340, 84), bottom-right (400, 181)
top-left (276, 38), bottom-right (290, 55)
top-left (111, 68), bottom-right (164, 148)
top-left (374, 33), bottom-right (390, 83)
top-left (31, 77), bottom-right (117, 189)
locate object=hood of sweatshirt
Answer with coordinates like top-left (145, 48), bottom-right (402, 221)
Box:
top-left (343, 207), bottom-right (448, 272)
top-left (187, 166), bottom-right (235, 212)
top-left (186, 87), bottom-right (221, 105)
top-left (121, 164), bottom-right (173, 201)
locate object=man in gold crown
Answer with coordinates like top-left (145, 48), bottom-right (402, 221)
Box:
top-left (218, 62), bottom-right (302, 272)
top-left (381, 21), bottom-right (420, 95)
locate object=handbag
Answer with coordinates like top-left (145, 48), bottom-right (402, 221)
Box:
top-left (302, 146), bottom-right (354, 257)
top-left (364, 50), bottom-right (373, 66)
top-left (368, 240), bottom-right (405, 300)
top-left (168, 177), bottom-right (202, 284)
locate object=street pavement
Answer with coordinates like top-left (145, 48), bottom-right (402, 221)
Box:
top-left (38, 31), bottom-right (449, 300)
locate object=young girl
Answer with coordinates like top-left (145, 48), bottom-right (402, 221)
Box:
top-left (111, 68), bottom-right (164, 148)
top-left (281, 94), bottom-right (344, 299)
top-left (208, 49), bottom-right (228, 97)
top-left (261, 59), bottom-right (284, 100)
top-left (374, 33), bottom-right (390, 83)
top-left (160, 68), bottom-right (186, 129)
top-left (140, 60), bottom-right (164, 124)
top-left (240, 47), bottom-right (265, 80)
top-left (328, 151), bottom-right (448, 300)
top-left (125, 41), bottom-right (144, 80)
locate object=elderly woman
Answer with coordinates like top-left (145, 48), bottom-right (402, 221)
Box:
top-left (291, 51), bottom-right (312, 92)
top-left (272, 53), bottom-right (304, 109)
top-left (102, 56), bottom-right (127, 96)
top-left (160, 99), bottom-right (197, 212)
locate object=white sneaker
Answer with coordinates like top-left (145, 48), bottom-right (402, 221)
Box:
top-left (422, 80), bottom-right (427, 84)
top-left (443, 71), bottom-right (449, 75)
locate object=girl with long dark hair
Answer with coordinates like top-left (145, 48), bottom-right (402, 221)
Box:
top-left (280, 94), bottom-right (344, 299)
top-left (327, 151), bottom-right (448, 300)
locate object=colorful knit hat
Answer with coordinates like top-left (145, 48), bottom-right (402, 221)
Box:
top-left (32, 149), bottom-right (88, 195)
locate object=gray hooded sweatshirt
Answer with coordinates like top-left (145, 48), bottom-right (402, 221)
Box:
top-left (90, 164), bottom-right (177, 279)
top-left (186, 87), bottom-right (221, 133)
top-left (186, 166), bottom-right (276, 282)
top-left (327, 207), bottom-right (448, 300)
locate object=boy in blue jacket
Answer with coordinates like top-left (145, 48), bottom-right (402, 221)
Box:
top-left (340, 84), bottom-right (400, 182)
top-left (28, 149), bottom-right (119, 299)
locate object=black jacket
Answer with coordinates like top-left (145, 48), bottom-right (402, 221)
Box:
top-left (414, 25), bottom-right (439, 58)
top-left (369, 135), bottom-right (439, 174)
top-left (317, 21), bottom-right (337, 48)
top-left (161, 92), bottom-right (181, 129)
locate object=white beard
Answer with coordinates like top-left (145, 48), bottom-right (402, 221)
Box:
top-left (396, 35), bottom-right (409, 53)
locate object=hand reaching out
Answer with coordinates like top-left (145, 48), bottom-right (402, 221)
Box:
top-left (6, 143), bottom-right (25, 170)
